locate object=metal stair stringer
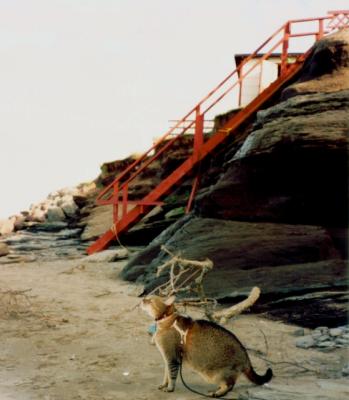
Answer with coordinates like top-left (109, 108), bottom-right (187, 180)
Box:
top-left (87, 10), bottom-right (349, 255)
top-left (87, 59), bottom-right (305, 255)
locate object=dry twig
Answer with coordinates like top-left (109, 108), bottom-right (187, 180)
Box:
top-left (0, 288), bottom-right (33, 316)
top-left (149, 246), bottom-right (261, 323)
top-left (212, 287), bottom-right (261, 324)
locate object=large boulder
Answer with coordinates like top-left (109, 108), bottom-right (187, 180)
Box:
top-left (61, 198), bottom-right (79, 218)
top-left (13, 214), bottom-right (26, 231)
top-left (0, 242), bottom-right (10, 256)
top-left (197, 30), bottom-right (349, 227)
top-left (46, 206), bottom-right (66, 222)
top-left (80, 205), bottom-right (114, 241)
top-left (0, 218), bottom-right (15, 236)
top-left (197, 89), bottom-right (349, 226)
top-left (282, 28), bottom-right (349, 98)
top-left (28, 207), bottom-right (46, 223)
top-left (121, 217), bottom-right (343, 298)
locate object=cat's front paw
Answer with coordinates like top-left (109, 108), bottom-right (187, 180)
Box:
top-left (158, 384), bottom-right (167, 390)
top-left (162, 386), bottom-right (174, 392)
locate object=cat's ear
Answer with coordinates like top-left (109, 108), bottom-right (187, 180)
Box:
top-left (164, 295), bottom-right (176, 306)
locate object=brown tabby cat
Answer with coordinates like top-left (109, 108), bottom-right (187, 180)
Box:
top-left (141, 295), bottom-right (272, 398)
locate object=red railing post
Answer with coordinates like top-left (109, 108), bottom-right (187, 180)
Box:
top-left (317, 19), bottom-right (324, 40)
top-left (88, 10), bottom-right (349, 254)
top-left (186, 175), bottom-right (200, 214)
top-left (280, 22), bottom-right (290, 75)
top-left (122, 184), bottom-right (128, 218)
top-left (194, 106), bottom-right (204, 159)
top-left (238, 80), bottom-right (243, 107)
top-left (112, 182), bottom-right (119, 226)
top-left (237, 61), bottom-right (244, 107)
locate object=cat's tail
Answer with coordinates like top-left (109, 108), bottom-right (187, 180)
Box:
top-left (244, 366), bottom-right (273, 385)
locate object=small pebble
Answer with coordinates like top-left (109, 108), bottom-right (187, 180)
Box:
top-left (317, 341), bottom-right (335, 348)
top-left (329, 328), bottom-right (343, 337)
top-left (296, 326), bottom-right (349, 351)
top-left (317, 335), bottom-right (331, 342)
top-left (293, 328), bottom-right (305, 337)
top-left (335, 338), bottom-right (349, 346)
top-left (318, 347), bottom-right (336, 353)
top-left (342, 363), bottom-right (349, 377)
top-left (295, 335), bottom-right (315, 349)
top-left (315, 326), bottom-right (329, 334)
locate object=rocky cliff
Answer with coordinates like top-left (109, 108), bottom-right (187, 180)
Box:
top-left (121, 29), bottom-right (349, 327)
top-left (1, 29), bottom-right (348, 327)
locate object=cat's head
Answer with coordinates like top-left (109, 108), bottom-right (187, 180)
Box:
top-left (141, 295), bottom-right (176, 320)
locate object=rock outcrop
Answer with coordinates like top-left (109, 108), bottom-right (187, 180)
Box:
top-left (121, 29), bottom-right (349, 326)
top-left (196, 31), bottom-right (349, 227)
top-left (1, 29), bottom-right (348, 328)
top-left (122, 216), bottom-right (344, 294)
top-left (0, 183), bottom-right (94, 238)
top-left (282, 29), bottom-right (349, 98)
top-left (80, 135), bottom-right (196, 243)
top-left (0, 243), bottom-right (9, 257)
top-left (0, 183), bottom-right (96, 263)
top-left (197, 89), bottom-right (348, 226)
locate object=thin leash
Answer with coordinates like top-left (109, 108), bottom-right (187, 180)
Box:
top-left (178, 352), bottom-right (235, 400)
top-left (111, 222), bottom-right (129, 252)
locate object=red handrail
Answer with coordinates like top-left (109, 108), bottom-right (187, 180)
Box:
top-left (98, 11), bottom-right (348, 203)
top-left (88, 10), bottom-right (349, 253)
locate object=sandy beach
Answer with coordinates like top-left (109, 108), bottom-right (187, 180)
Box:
top-left (0, 258), bottom-right (348, 400)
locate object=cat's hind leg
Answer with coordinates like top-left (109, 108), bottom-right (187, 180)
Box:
top-left (209, 373), bottom-right (236, 398)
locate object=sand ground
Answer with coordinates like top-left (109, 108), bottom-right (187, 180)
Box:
top-left (0, 259), bottom-right (348, 400)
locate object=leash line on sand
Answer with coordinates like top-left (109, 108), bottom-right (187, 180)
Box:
top-left (179, 359), bottom-right (235, 400)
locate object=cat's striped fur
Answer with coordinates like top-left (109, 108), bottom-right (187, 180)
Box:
top-left (141, 295), bottom-right (272, 398)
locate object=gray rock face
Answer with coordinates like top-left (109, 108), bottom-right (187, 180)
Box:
top-left (61, 198), bottom-right (79, 218)
top-left (83, 248), bottom-right (129, 263)
top-left (329, 328), bottom-right (343, 337)
top-left (122, 217), bottom-right (344, 297)
top-left (197, 89), bottom-right (349, 226)
top-left (234, 90), bottom-right (349, 161)
top-left (46, 207), bottom-right (66, 222)
top-left (294, 325), bottom-right (349, 351)
top-left (0, 228), bottom-right (86, 263)
top-left (342, 363), bottom-right (349, 377)
top-left (282, 29), bottom-right (349, 98)
top-left (194, 26), bottom-right (349, 234)
top-left (31, 221), bottom-right (68, 232)
top-left (295, 335), bottom-right (315, 349)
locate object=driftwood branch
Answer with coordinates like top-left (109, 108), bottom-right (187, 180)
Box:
top-left (149, 247), bottom-right (261, 324)
top-left (212, 287), bottom-right (261, 324)
top-left (152, 246), bottom-right (214, 299)
top-left (157, 246), bottom-right (213, 277)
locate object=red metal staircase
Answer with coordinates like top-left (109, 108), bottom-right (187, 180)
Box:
top-left (87, 10), bottom-right (349, 254)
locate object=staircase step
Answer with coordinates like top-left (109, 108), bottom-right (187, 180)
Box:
top-left (87, 11), bottom-right (349, 254)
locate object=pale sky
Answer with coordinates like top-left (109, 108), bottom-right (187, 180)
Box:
top-left (0, 0), bottom-right (347, 218)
